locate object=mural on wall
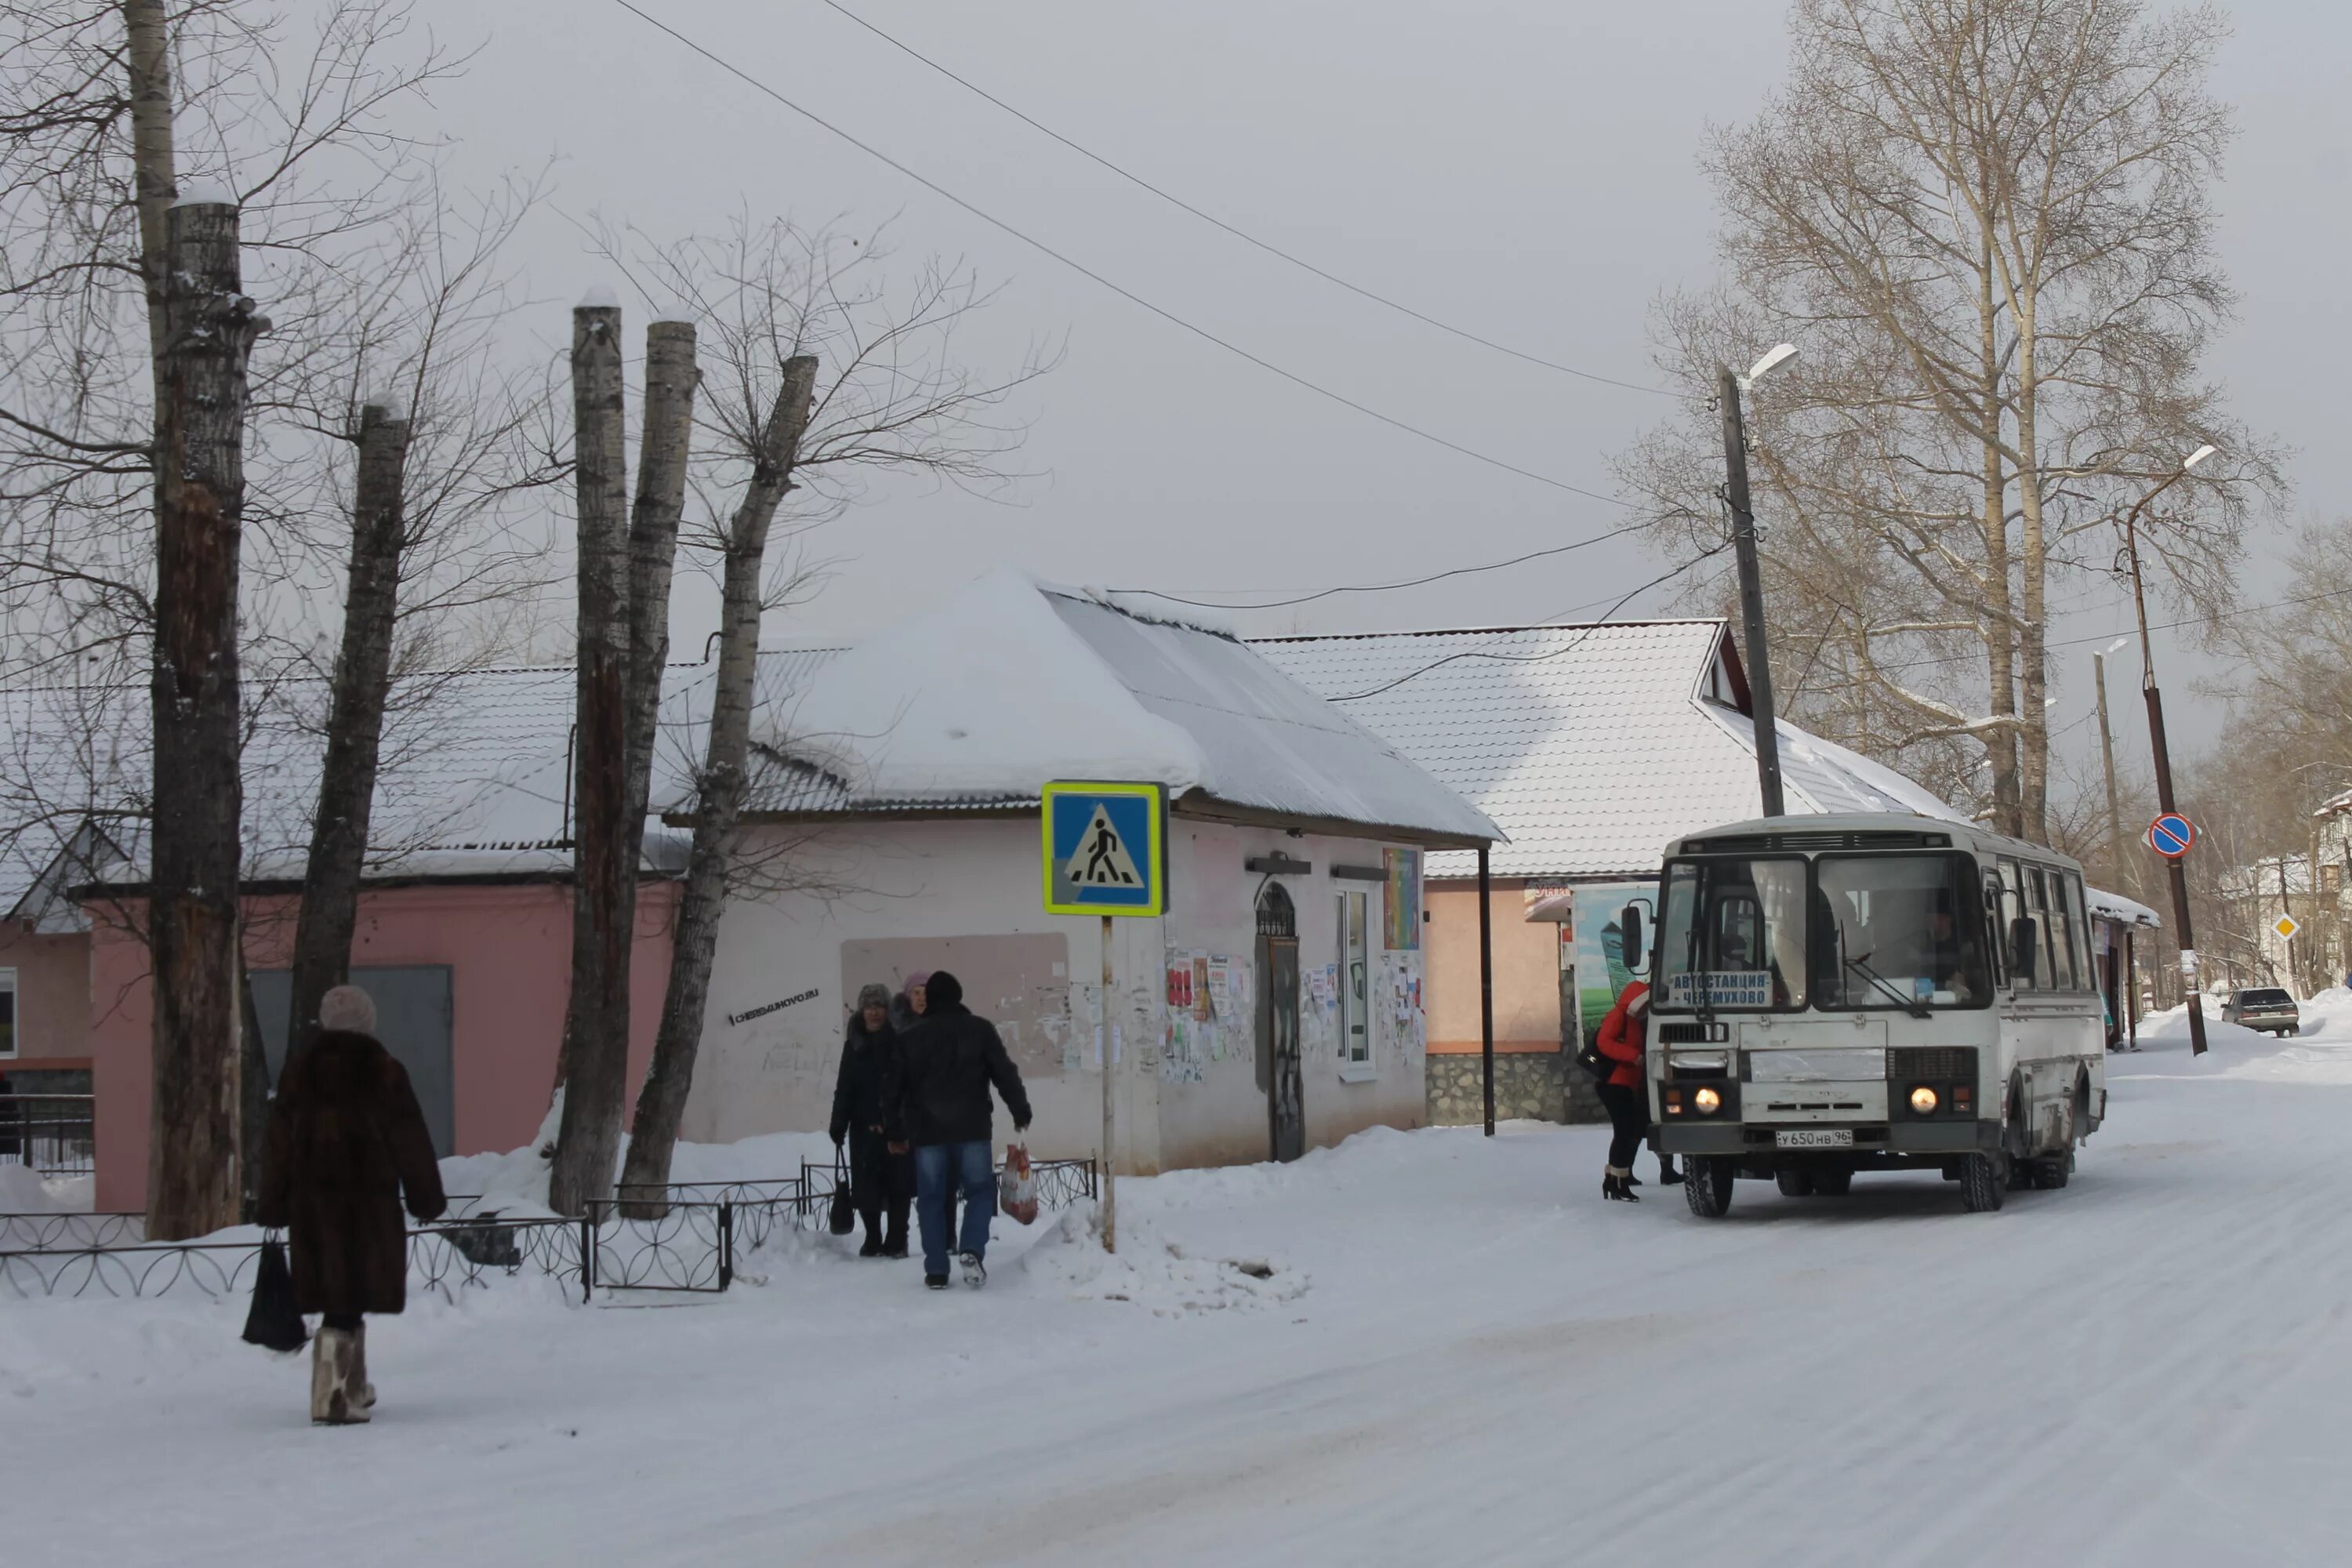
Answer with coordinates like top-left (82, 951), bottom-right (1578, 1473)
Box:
top-left (1383, 848), bottom-right (1422, 952)
top-left (1571, 883), bottom-right (1657, 1039)
top-left (1162, 947), bottom-right (1253, 1083)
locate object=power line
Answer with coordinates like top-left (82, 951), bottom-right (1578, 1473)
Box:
top-left (1330, 541), bottom-right (1735, 702)
top-left (1112, 521), bottom-right (1650, 611)
top-left (1866, 583), bottom-right (2352, 681)
top-left (815, 0), bottom-right (1682, 401)
top-left (610, 0), bottom-right (1635, 509)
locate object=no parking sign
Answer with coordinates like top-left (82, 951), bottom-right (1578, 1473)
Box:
top-left (2146, 812), bottom-right (2195, 859)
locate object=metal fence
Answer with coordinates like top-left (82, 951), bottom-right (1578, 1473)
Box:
top-left (0, 1094), bottom-right (96, 1178)
top-left (0, 1156), bottom-right (1098, 1303)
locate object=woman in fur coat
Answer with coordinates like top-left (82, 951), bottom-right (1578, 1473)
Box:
top-left (257, 984), bottom-right (447, 1425)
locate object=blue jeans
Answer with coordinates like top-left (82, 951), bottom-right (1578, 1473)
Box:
top-left (915, 1140), bottom-right (995, 1277)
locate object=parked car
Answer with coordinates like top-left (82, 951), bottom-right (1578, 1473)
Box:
top-left (2221, 987), bottom-right (2300, 1036)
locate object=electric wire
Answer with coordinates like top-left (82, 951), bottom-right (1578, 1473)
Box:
top-left (1110, 521), bottom-right (1650, 611)
top-left (610, 0), bottom-right (1635, 507)
top-left (814, 0), bottom-right (1682, 400)
top-left (1328, 540), bottom-right (1737, 702)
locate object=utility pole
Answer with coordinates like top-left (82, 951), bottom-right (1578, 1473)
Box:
top-left (2122, 448), bottom-right (2216, 1054)
top-left (1719, 365), bottom-right (1785, 818)
top-left (2094, 652), bottom-right (2126, 894)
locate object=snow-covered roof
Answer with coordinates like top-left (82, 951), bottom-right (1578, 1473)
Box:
top-left (1254, 620), bottom-right (1964, 880)
top-left (0, 666), bottom-right (691, 920)
top-left (742, 569), bottom-right (1498, 846)
top-left (2088, 887), bottom-right (2162, 929)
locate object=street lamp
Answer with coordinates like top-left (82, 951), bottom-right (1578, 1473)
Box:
top-left (1719, 343), bottom-right (1798, 818)
top-left (2121, 443), bottom-right (2217, 1054)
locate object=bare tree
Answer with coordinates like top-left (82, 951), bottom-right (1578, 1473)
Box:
top-left (611, 220), bottom-right (1051, 1205)
top-left (1617, 0), bottom-right (2281, 842)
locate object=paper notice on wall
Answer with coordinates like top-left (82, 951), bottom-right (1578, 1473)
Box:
top-left (1192, 955), bottom-right (1214, 1022)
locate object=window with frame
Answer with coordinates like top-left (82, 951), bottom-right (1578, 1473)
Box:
top-left (0, 967), bottom-right (15, 1057)
top-left (1997, 859), bottom-right (2032, 991)
top-left (1338, 891), bottom-right (1370, 1067)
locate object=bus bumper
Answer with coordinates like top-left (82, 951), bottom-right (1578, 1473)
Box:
top-left (1657, 1120), bottom-right (2003, 1160)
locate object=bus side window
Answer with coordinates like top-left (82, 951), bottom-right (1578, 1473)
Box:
top-left (2029, 868), bottom-right (2078, 990)
top-left (2064, 872), bottom-right (2092, 992)
top-left (1982, 873), bottom-right (2006, 985)
top-left (2000, 859), bottom-right (2034, 992)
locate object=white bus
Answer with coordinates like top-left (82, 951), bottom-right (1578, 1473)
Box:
top-left (1622, 814), bottom-right (2106, 1215)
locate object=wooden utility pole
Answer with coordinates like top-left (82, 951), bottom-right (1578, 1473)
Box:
top-left (549, 297), bottom-right (635, 1217)
top-left (1719, 366), bottom-right (1784, 818)
top-left (147, 196), bottom-right (266, 1239)
top-left (620, 358), bottom-right (819, 1210)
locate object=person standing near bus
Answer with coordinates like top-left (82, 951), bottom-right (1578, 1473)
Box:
top-left (1595, 979), bottom-right (1679, 1200)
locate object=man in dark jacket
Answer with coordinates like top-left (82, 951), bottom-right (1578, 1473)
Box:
top-left (257, 984), bottom-right (447, 1425)
top-left (832, 982), bottom-right (913, 1258)
top-left (887, 970), bottom-right (1032, 1290)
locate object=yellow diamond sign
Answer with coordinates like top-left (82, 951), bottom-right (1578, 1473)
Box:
top-left (2274, 914), bottom-right (2301, 941)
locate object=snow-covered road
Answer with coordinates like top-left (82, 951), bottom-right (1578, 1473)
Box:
top-left (8, 1001), bottom-right (2351, 1566)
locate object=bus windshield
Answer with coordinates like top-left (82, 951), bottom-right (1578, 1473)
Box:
top-left (1812, 853), bottom-right (1991, 1010)
top-left (1655, 856), bottom-right (1809, 1011)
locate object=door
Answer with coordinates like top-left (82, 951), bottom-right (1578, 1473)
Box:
top-left (250, 966), bottom-right (456, 1157)
top-left (1257, 884), bottom-right (1305, 1163)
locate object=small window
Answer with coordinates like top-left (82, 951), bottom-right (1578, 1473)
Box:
top-left (2064, 874), bottom-right (2092, 991)
top-left (1339, 891), bottom-right (1370, 1067)
top-left (1998, 860), bottom-right (2034, 992)
top-left (0, 967), bottom-right (15, 1057)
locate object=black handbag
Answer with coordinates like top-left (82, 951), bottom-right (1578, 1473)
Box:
top-left (827, 1146), bottom-right (856, 1236)
top-left (241, 1237), bottom-right (308, 1352)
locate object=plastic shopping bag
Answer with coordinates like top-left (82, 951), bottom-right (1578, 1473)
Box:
top-left (998, 1144), bottom-right (1040, 1226)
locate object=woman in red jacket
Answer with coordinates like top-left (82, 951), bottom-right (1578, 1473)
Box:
top-left (1595, 980), bottom-right (1679, 1201)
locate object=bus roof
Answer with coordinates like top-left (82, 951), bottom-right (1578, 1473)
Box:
top-left (1664, 812), bottom-right (2085, 872)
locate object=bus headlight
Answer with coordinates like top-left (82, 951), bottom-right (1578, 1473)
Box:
top-left (1909, 1085), bottom-right (1939, 1115)
top-left (1693, 1087), bottom-right (1723, 1116)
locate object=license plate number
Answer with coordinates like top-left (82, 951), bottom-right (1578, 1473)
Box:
top-left (1775, 1129), bottom-right (1854, 1149)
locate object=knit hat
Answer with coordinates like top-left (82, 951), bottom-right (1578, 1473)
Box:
top-left (902, 970), bottom-right (931, 993)
top-left (857, 982), bottom-right (891, 1011)
top-left (318, 984), bottom-right (377, 1035)
top-left (925, 971), bottom-right (964, 1009)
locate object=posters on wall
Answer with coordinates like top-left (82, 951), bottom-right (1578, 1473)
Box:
top-left (1374, 950), bottom-right (1425, 1062)
top-left (1572, 881), bottom-right (1657, 1040)
top-left (1383, 848), bottom-right (1422, 953)
top-left (1162, 948), bottom-right (1253, 1083)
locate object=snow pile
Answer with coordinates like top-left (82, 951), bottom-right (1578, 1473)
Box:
top-left (0, 1163), bottom-right (89, 1214)
top-left (434, 1109), bottom-right (840, 1217)
top-left (769, 567), bottom-right (1210, 802)
top-left (2121, 990), bottom-right (2352, 1086)
top-left (1019, 1204), bottom-right (1307, 1315)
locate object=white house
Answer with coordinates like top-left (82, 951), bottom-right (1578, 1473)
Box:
top-left (670, 571), bottom-right (1500, 1173)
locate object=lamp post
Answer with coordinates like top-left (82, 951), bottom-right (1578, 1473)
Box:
top-left (2122, 443), bottom-right (2216, 1054)
top-left (1720, 343), bottom-right (1798, 819)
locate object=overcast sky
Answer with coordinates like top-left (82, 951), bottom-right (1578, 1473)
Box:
top-left (403, 0), bottom-right (2346, 784)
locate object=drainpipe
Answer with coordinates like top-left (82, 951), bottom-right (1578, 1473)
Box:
top-left (1479, 843), bottom-right (1495, 1137)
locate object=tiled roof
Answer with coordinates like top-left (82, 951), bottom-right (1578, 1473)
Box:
top-left (1255, 620), bottom-right (1963, 881)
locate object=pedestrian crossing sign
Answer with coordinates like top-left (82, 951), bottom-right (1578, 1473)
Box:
top-left (1043, 781), bottom-right (1167, 917)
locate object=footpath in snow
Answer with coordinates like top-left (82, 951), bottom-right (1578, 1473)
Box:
top-left (6, 998), bottom-right (2352, 1566)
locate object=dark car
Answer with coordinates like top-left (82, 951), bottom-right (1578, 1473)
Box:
top-left (2222, 987), bottom-right (2300, 1036)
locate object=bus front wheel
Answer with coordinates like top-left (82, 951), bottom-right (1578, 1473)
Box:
top-left (1959, 1152), bottom-right (2007, 1213)
top-left (1686, 1156), bottom-right (1736, 1218)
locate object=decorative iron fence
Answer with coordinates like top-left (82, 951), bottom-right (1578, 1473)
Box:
top-left (0, 1158), bottom-right (1098, 1303)
top-left (0, 1094), bottom-right (95, 1178)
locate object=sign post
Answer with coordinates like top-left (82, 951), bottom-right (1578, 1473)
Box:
top-left (1042, 781), bottom-right (1167, 1254)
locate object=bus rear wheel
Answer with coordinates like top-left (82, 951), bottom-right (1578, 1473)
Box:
top-left (1686, 1156), bottom-right (1736, 1218)
top-left (1959, 1152), bottom-right (2007, 1213)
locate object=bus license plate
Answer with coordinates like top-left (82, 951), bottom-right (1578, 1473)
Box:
top-left (1775, 1129), bottom-right (1853, 1149)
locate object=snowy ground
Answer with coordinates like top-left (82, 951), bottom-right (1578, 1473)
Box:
top-left (8, 1000), bottom-right (2352, 1566)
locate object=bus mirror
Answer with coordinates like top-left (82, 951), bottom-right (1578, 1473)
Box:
top-left (2010, 917), bottom-right (2038, 984)
top-left (1621, 906), bottom-right (1646, 975)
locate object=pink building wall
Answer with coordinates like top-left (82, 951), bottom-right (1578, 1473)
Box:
top-left (88, 881), bottom-right (676, 1213)
top-left (1, 925), bottom-right (93, 1072)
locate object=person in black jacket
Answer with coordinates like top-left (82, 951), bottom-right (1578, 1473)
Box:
top-left (886, 970), bottom-right (1032, 1290)
top-left (832, 982), bottom-right (913, 1258)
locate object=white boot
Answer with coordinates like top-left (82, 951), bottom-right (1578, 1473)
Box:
top-left (310, 1328), bottom-right (369, 1425)
top-left (348, 1320), bottom-right (376, 1410)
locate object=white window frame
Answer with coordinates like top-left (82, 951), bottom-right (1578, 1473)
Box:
top-left (0, 965), bottom-right (16, 1058)
top-left (1338, 891), bottom-right (1377, 1081)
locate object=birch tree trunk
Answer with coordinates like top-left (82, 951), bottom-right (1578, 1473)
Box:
top-left (547, 301), bottom-right (634, 1218)
top-left (121, 0), bottom-right (175, 376)
top-left (618, 321), bottom-right (699, 896)
top-left (146, 197), bottom-right (263, 1240)
top-left (618, 355), bottom-right (818, 1212)
top-left (284, 401), bottom-right (413, 1055)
